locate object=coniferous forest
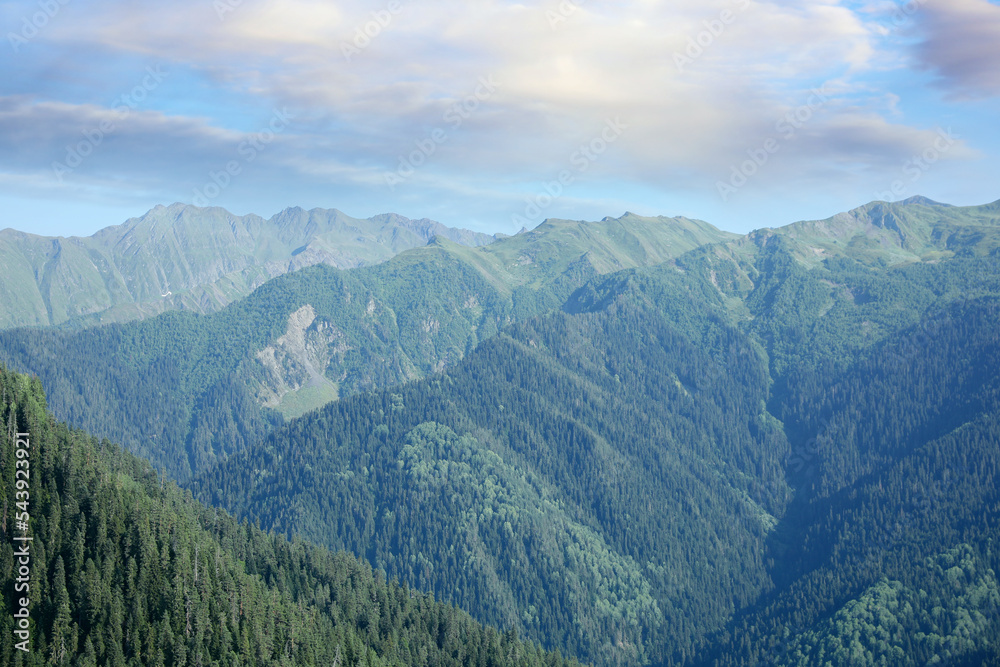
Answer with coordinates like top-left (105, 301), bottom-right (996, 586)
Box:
top-left (3, 197), bottom-right (1000, 666)
top-left (0, 365), bottom-right (580, 667)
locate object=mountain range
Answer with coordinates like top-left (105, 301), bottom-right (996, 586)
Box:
top-left (0, 203), bottom-right (495, 330)
top-left (2, 195), bottom-right (1000, 666)
top-left (0, 210), bottom-right (733, 479)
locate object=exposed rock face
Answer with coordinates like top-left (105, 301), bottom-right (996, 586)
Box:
top-left (254, 305), bottom-right (349, 410)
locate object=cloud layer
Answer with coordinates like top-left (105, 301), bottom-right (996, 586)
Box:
top-left (1, 0), bottom-right (997, 234)
top-left (916, 0), bottom-right (1000, 97)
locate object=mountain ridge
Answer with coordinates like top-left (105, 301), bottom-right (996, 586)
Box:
top-left (763, 197), bottom-right (1000, 266)
top-left (4, 197), bottom-right (999, 481)
top-left (192, 220), bottom-right (1000, 665)
top-left (3, 195), bottom-right (1000, 666)
top-left (0, 203), bottom-right (496, 330)
top-left (0, 207), bottom-right (738, 480)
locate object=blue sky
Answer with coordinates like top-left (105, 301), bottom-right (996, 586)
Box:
top-left (1, 0), bottom-right (998, 237)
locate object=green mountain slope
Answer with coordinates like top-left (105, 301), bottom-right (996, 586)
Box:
top-left (189, 200), bottom-right (1000, 666)
top-left (436, 212), bottom-right (738, 293)
top-left (6, 196), bottom-right (1000, 666)
top-left (700, 298), bottom-right (1000, 666)
top-left (191, 274), bottom-right (783, 666)
top-left (767, 196), bottom-right (1000, 267)
top-left (772, 546), bottom-right (999, 666)
top-left (0, 203), bottom-right (495, 330)
top-left (0, 213), bottom-right (734, 480)
top-left (0, 364), bottom-right (580, 667)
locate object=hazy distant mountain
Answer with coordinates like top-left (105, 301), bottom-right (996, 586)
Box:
top-left (0, 203), bottom-right (496, 330)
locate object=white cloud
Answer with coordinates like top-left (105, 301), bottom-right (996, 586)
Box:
top-left (0, 96), bottom-right (305, 204)
top-left (1, 0), bottom-right (991, 231)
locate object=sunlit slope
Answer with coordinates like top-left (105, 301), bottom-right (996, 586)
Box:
top-left (767, 196), bottom-right (1000, 266)
top-left (438, 212), bottom-right (738, 293)
top-left (192, 200), bottom-right (1000, 666)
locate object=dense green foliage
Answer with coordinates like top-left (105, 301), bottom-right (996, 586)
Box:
top-left (0, 252), bottom-right (511, 481)
top-left (191, 274), bottom-right (788, 665)
top-left (5, 197), bottom-right (1000, 666)
top-left (772, 546), bottom-right (1000, 666)
top-left (0, 364), bottom-right (580, 667)
top-left (190, 201), bottom-right (1000, 666)
top-left (697, 297), bottom-right (1000, 665)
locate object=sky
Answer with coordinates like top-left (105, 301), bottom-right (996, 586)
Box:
top-left (1, 0), bottom-right (999, 238)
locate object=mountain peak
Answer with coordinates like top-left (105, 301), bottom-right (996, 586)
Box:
top-left (773, 197), bottom-right (1000, 266)
top-left (131, 201), bottom-right (237, 224)
top-left (897, 195), bottom-right (949, 207)
top-left (0, 203), bottom-right (499, 329)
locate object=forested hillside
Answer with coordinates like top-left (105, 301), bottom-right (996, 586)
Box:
top-left (5, 197), bottom-right (1000, 666)
top-left (191, 263), bottom-right (787, 665)
top-left (0, 203), bottom-right (495, 331)
top-left (189, 200), bottom-right (1000, 665)
top-left (698, 297), bottom-right (1000, 665)
top-left (0, 364), bottom-right (580, 667)
top-left (0, 213), bottom-right (732, 481)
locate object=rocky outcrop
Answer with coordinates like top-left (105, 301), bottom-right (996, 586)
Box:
top-left (253, 305), bottom-right (349, 409)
